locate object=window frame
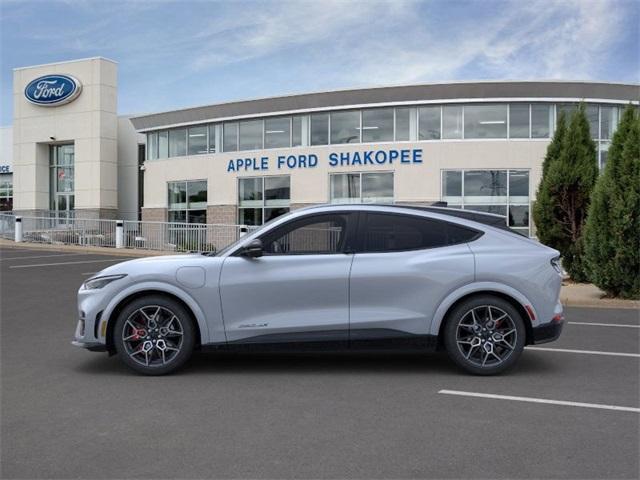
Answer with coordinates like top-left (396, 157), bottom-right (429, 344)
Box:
top-left (357, 211), bottom-right (481, 254)
top-left (329, 171), bottom-right (395, 204)
top-left (237, 175), bottom-right (291, 226)
top-left (167, 179), bottom-right (208, 224)
top-left (252, 211), bottom-right (358, 256)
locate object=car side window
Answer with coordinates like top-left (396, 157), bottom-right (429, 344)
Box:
top-left (260, 214), bottom-right (351, 255)
top-left (362, 212), bottom-right (478, 253)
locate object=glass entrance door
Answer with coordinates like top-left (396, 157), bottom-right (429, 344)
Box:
top-left (50, 144), bottom-right (75, 221)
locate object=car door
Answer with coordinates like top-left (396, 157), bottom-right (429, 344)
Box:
top-left (220, 212), bottom-right (357, 343)
top-left (348, 211), bottom-right (477, 341)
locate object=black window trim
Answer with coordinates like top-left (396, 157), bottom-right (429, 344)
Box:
top-left (249, 211), bottom-right (359, 257)
top-left (356, 211), bottom-right (483, 254)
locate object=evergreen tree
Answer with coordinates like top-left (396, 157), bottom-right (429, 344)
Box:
top-left (533, 112), bottom-right (567, 248)
top-left (533, 104), bottom-right (598, 281)
top-left (584, 106), bottom-right (640, 298)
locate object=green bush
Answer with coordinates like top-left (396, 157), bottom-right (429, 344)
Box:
top-left (584, 106), bottom-right (640, 299)
top-left (533, 105), bottom-right (598, 282)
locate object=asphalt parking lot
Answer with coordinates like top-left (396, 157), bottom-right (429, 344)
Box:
top-left (1, 245), bottom-right (638, 479)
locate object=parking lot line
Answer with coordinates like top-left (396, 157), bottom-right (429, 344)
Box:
top-left (9, 259), bottom-right (122, 269)
top-left (0, 253), bottom-right (88, 261)
top-left (568, 321), bottom-right (640, 328)
top-left (438, 390), bottom-right (640, 413)
top-left (526, 346), bottom-right (640, 358)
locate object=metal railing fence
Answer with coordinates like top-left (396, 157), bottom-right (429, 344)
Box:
top-left (0, 213), bottom-right (15, 240)
top-left (20, 216), bottom-right (118, 248)
top-left (0, 213), bottom-right (259, 253)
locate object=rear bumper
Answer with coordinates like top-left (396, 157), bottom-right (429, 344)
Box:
top-left (532, 317), bottom-right (564, 344)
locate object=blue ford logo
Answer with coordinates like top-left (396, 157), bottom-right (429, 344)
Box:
top-left (24, 74), bottom-right (82, 106)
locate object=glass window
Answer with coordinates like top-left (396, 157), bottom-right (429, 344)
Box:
top-left (586, 105), bottom-right (599, 139)
top-left (147, 132), bottom-right (158, 160)
top-left (187, 126), bottom-right (208, 155)
top-left (239, 120), bottom-right (263, 150)
top-left (238, 176), bottom-right (290, 225)
top-left (463, 170), bottom-right (507, 202)
top-left (419, 106), bottom-right (441, 140)
top-left (395, 107), bottom-right (411, 141)
top-left (0, 173), bottom-right (13, 211)
top-left (158, 131), bottom-right (168, 159)
top-left (208, 124), bottom-right (216, 153)
top-left (223, 122), bottom-right (238, 152)
top-left (464, 104), bottom-right (507, 139)
top-left (330, 172), bottom-right (393, 204)
top-left (187, 180), bottom-right (207, 209)
top-left (265, 176), bottom-right (290, 206)
top-left (508, 170), bottom-right (529, 201)
top-left (50, 144), bottom-right (75, 218)
top-left (310, 113), bottom-right (329, 145)
top-left (262, 214), bottom-right (349, 255)
top-left (330, 173), bottom-right (360, 204)
top-left (292, 116), bottom-right (303, 147)
top-left (442, 171), bottom-right (462, 200)
top-left (362, 172), bottom-right (393, 203)
top-left (600, 106), bottom-right (619, 140)
top-left (531, 104), bottom-right (552, 138)
top-left (239, 177), bottom-right (263, 206)
top-left (168, 180), bottom-right (207, 224)
top-left (362, 213), bottom-right (478, 253)
top-left (442, 106), bottom-right (463, 139)
top-left (599, 142), bottom-right (610, 170)
top-left (362, 108), bottom-right (394, 142)
top-left (556, 103), bottom-right (577, 120)
top-left (168, 181), bottom-right (187, 209)
top-left (508, 205), bottom-right (529, 228)
top-left (169, 128), bottom-right (187, 157)
top-left (330, 110), bottom-right (360, 144)
top-left (264, 117), bottom-right (291, 149)
top-left (441, 169), bottom-right (531, 236)
top-left (509, 104), bottom-right (529, 138)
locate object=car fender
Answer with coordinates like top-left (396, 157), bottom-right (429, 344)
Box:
top-left (429, 281), bottom-right (537, 336)
top-left (102, 281), bottom-right (212, 344)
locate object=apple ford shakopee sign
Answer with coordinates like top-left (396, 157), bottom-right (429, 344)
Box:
top-left (24, 74), bottom-right (82, 106)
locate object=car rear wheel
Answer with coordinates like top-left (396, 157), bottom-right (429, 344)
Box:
top-left (444, 295), bottom-right (525, 375)
top-left (113, 295), bottom-right (195, 375)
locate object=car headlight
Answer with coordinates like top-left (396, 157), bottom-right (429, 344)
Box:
top-left (81, 274), bottom-right (127, 290)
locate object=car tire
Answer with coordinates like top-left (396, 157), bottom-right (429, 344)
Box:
top-left (113, 295), bottom-right (196, 375)
top-left (443, 295), bottom-right (526, 375)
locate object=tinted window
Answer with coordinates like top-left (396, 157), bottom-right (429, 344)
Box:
top-left (261, 214), bottom-right (351, 255)
top-left (362, 213), bottom-right (478, 252)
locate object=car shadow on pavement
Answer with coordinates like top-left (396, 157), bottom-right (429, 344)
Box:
top-left (73, 349), bottom-right (558, 377)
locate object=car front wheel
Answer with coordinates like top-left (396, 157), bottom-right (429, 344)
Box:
top-left (113, 295), bottom-right (196, 375)
top-left (444, 295), bottom-right (526, 375)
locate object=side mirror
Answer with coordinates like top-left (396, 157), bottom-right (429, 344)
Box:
top-left (241, 238), bottom-right (263, 258)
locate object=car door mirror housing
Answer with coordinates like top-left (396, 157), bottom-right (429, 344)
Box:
top-left (241, 239), bottom-right (263, 258)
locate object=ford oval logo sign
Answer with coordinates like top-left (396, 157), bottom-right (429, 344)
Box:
top-left (24, 74), bottom-right (82, 106)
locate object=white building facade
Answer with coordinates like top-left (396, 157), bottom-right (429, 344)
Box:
top-left (5, 57), bottom-right (638, 236)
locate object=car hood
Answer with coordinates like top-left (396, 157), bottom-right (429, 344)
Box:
top-left (90, 253), bottom-right (218, 279)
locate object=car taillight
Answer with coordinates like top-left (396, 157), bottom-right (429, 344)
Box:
top-left (550, 256), bottom-right (562, 274)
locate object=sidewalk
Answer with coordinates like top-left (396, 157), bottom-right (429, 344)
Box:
top-left (1, 238), bottom-right (638, 310)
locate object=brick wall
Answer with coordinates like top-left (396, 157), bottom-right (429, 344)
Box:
top-left (141, 208), bottom-right (167, 223)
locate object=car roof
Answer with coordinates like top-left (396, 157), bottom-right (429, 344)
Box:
top-left (298, 203), bottom-right (524, 236)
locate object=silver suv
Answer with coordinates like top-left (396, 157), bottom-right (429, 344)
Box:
top-left (73, 204), bottom-right (564, 375)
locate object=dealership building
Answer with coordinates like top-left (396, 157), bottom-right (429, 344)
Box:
top-left (5, 57), bottom-right (638, 236)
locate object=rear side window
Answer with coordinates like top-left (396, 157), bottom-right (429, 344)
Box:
top-left (362, 212), bottom-right (479, 253)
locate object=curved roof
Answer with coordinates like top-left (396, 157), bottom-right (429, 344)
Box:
top-left (130, 81), bottom-right (639, 131)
